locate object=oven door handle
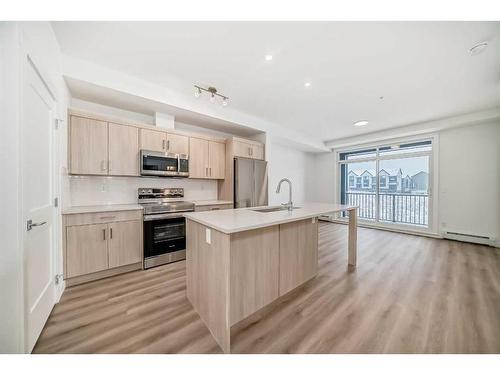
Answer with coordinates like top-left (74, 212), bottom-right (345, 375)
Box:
top-left (143, 211), bottom-right (193, 221)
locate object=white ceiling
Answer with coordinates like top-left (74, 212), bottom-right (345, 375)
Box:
top-left (65, 77), bottom-right (262, 137)
top-left (52, 21), bottom-right (500, 142)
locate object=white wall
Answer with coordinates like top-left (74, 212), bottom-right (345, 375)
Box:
top-left (267, 139), bottom-right (316, 206)
top-left (439, 121), bottom-right (500, 243)
top-left (0, 22), bottom-right (23, 354)
top-left (311, 120), bottom-right (500, 245)
top-left (0, 22), bottom-right (70, 353)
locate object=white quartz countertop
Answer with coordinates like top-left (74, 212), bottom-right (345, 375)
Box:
top-left (189, 200), bottom-right (233, 206)
top-left (62, 204), bottom-right (144, 215)
top-left (183, 203), bottom-right (357, 234)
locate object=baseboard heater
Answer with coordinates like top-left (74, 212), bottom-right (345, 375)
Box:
top-left (443, 231), bottom-right (496, 247)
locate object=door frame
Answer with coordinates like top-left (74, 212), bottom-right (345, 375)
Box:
top-left (19, 45), bottom-right (64, 352)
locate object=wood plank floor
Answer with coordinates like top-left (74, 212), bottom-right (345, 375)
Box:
top-left (34, 223), bottom-right (500, 354)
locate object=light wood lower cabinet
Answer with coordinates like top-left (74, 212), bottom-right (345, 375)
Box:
top-left (279, 218), bottom-right (319, 296)
top-left (230, 226), bottom-right (280, 324)
top-left (66, 223), bottom-right (109, 278)
top-left (64, 211), bottom-right (143, 285)
top-left (108, 220), bottom-right (142, 268)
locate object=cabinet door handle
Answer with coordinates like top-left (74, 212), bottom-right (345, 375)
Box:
top-left (209, 167), bottom-right (211, 177)
top-left (103, 228), bottom-right (106, 240)
top-left (110, 227), bottom-right (113, 239)
top-left (166, 140), bottom-right (170, 150)
top-left (99, 216), bottom-right (116, 220)
top-left (162, 139), bottom-right (166, 150)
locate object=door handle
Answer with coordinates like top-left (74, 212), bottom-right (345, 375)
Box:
top-left (27, 220), bottom-right (47, 231)
top-left (110, 227), bottom-right (113, 239)
top-left (103, 228), bottom-right (106, 240)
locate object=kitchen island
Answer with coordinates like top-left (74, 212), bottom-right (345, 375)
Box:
top-left (184, 203), bottom-right (358, 353)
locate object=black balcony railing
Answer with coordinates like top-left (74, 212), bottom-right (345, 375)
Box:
top-left (346, 192), bottom-right (429, 226)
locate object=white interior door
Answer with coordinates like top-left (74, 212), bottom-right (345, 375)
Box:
top-left (22, 58), bottom-right (56, 353)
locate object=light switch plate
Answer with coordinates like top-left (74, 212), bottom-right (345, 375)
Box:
top-left (206, 228), bottom-right (211, 244)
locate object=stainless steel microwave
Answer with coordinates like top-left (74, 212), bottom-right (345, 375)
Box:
top-left (140, 150), bottom-right (189, 177)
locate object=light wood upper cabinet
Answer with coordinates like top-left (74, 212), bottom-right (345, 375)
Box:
top-left (69, 116), bottom-right (108, 175)
top-left (233, 139), bottom-right (252, 159)
top-left (233, 138), bottom-right (265, 160)
top-left (108, 123), bottom-right (139, 176)
top-left (189, 137), bottom-right (226, 179)
top-left (189, 137), bottom-right (209, 178)
top-left (209, 141), bottom-right (225, 179)
top-left (251, 144), bottom-right (265, 160)
top-left (166, 133), bottom-right (189, 155)
top-left (66, 223), bottom-right (109, 278)
top-left (108, 220), bottom-right (142, 269)
top-left (140, 128), bottom-right (166, 152)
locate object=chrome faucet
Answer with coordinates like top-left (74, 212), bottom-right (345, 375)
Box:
top-left (276, 178), bottom-right (293, 211)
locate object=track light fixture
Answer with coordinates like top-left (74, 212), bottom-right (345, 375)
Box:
top-left (194, 85), bottom-right (229, 106)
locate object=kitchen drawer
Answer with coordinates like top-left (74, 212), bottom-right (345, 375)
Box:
top-left (195, 204), bottom-right (233, 212)
top-left (64, 210), bottom-right (143, 226)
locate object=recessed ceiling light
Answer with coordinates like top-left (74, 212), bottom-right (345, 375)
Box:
top-left (304, 82), bottom-right (311, 87)
top-left (469, 42), bottom-right (488, 55)
top-left (353, 120), bottom-right (369, 127)
top-left (265, 55), bottom-right (273, 61)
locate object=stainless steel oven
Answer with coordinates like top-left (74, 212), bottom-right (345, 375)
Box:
top-left (143, 213), bottom-right (188, 268)
top-left (139, 188), bottom-right (194, 269)
top-left (140, 150), bottom-right (189, 177)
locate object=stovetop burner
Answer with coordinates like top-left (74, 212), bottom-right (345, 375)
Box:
top-left (138, 188), bottom-right (194, 215)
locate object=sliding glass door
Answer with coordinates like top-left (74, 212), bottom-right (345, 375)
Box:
top-left (339, 140), bottom-right (433, 230)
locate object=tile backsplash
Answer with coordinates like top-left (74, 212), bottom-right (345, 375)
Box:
top-left (67, 175), bottom-right (218, 206)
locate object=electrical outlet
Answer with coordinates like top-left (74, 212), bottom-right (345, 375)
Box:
top-left (206, 228), bottom-right (211, 244)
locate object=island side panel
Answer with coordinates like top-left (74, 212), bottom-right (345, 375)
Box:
top-left (279, 218), bottom-right (319, 296)
top-left (186, 219), bottom-right (231, 353)
top-left (229, 225), bottom-right (280, 325)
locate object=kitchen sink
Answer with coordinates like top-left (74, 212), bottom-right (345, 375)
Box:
top-left (251, 206), bottom-right (301, 213)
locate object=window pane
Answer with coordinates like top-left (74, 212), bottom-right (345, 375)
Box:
top-left (379, 140), bottom-right (432, 156)
top-left (340, 161), bottom-right (376, 221)
top-left (339, 148), bottom-right (377, 161)
top-left (378, 156), bottom-right (429, 226)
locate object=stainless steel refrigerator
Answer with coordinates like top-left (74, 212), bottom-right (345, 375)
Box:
top-left (234, 157), bottom-right (268, 208)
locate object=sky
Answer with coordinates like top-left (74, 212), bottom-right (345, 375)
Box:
top-left (347, 156), bottom-right (429, 177)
